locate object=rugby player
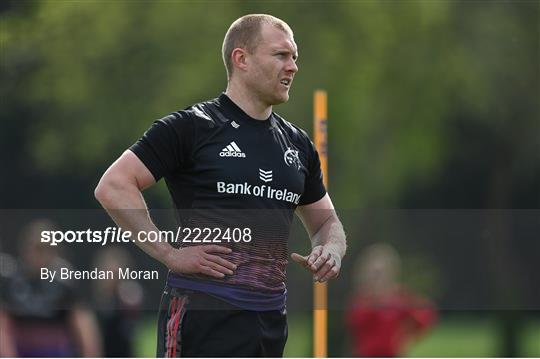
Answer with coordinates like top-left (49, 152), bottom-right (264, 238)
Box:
top-left (0, 220), bottom-right (102, 357)
top-left (95, 14), bottom-right (346, 357)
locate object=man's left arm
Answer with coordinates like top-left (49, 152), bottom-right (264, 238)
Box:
top-left (293, 194), bottom-right (347, 282)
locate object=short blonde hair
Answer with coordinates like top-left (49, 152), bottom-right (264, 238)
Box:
top-left (222, 14), bottom-right (293, 79)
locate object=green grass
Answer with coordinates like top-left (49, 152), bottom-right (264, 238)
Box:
top-left (407, 317), bottom-right (498, 357)
top-left (522, 321), bottom-right (540, 357)
top-left (134, 318), bottom-right (157, 357)
top-left (284, 313), bottom-right (312, 357)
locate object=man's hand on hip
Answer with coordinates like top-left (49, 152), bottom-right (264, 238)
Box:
top-left (164, 245), bottom-right (237, 279)
top-left (291, 245), bottom-right (341, 282)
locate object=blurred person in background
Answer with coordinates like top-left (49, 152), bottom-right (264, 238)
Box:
top-left (346, 243), bottom-right (437, 357)
top-left (0, 309), bottom-right (17, 357)
top-left (0, 240), bottom-right (18, 357)
top-left (93, 246), bottom-right (143, 357)
top-left (0, 219), bottom-right (102, 357)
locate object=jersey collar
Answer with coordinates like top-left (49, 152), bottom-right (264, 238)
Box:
top-left (218, 93), bottom-right (274, 129)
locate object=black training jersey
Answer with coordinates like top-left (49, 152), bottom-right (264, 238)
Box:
top-left (1, 269), bottom-right (79, 356)
top-left (130, 93), bottom-right (326, 309)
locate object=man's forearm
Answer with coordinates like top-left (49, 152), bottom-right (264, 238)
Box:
top-left (311, 214), bottom-right (347, 258)
top-left (94, 178), bottom-right (172, 266)
top-left (292, 212), bottom-right (347, 282)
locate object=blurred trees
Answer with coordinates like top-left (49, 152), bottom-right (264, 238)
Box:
top-left (1, 0), bottom-right (538, 209)
top-left (1, 1), bottom-right (538, 356)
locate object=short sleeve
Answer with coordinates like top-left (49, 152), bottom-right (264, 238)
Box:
top-left (299, 138), bottom-right (327, 206)
top-left (129, 112), bottom-right (194, 181)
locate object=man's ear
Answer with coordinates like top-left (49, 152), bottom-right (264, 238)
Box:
top-left (231, 48), bottom-right (248, 72)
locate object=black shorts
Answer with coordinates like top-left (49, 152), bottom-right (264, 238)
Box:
top-left (156, 286), bottom-right (288, 357)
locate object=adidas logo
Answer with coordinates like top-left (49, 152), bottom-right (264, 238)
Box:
top-left (231, 121), bottom-right (240, 129)
top-left (259, 169), bottom-right (273, 182)
top-left (219, 141), bottom-right (246, 158)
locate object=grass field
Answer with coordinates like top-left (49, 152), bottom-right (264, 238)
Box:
top-left (134, 315), bottom-right (540, 357)
top-left (408, 317), bottom-right (540, 357)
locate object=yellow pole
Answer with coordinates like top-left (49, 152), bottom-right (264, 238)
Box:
top-left (313, 90), bottom-right (328, 357)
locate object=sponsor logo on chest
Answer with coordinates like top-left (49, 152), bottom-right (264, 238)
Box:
top-left (259, 169), bottom-right (273, 182)
top-left (219, 141), bottom-right (246, 158)
top-left (216, 168), bottom-right (301, 204)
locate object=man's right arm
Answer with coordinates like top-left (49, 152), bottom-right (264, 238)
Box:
top-left (94, 150), bottom-right (236, 278)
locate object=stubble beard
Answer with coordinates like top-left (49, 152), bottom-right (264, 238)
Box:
top-left (248, 80), bottom-right (287, 107)
top-left (266, 81), bottom-right (290, 106)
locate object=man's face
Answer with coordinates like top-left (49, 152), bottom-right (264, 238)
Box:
top-left (244, 24), bottom-right (298, 106)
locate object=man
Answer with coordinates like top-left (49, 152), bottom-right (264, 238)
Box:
top-left (1, 220), bottom-right (102, 357)
top-left (95, 14), bottom-right (346, 357)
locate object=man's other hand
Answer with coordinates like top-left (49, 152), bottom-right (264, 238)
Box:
top-left (291, 245), bottom-right (341, 282)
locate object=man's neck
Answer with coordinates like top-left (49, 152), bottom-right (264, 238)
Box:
top-left (225, 81), bottom-right (272, 120)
